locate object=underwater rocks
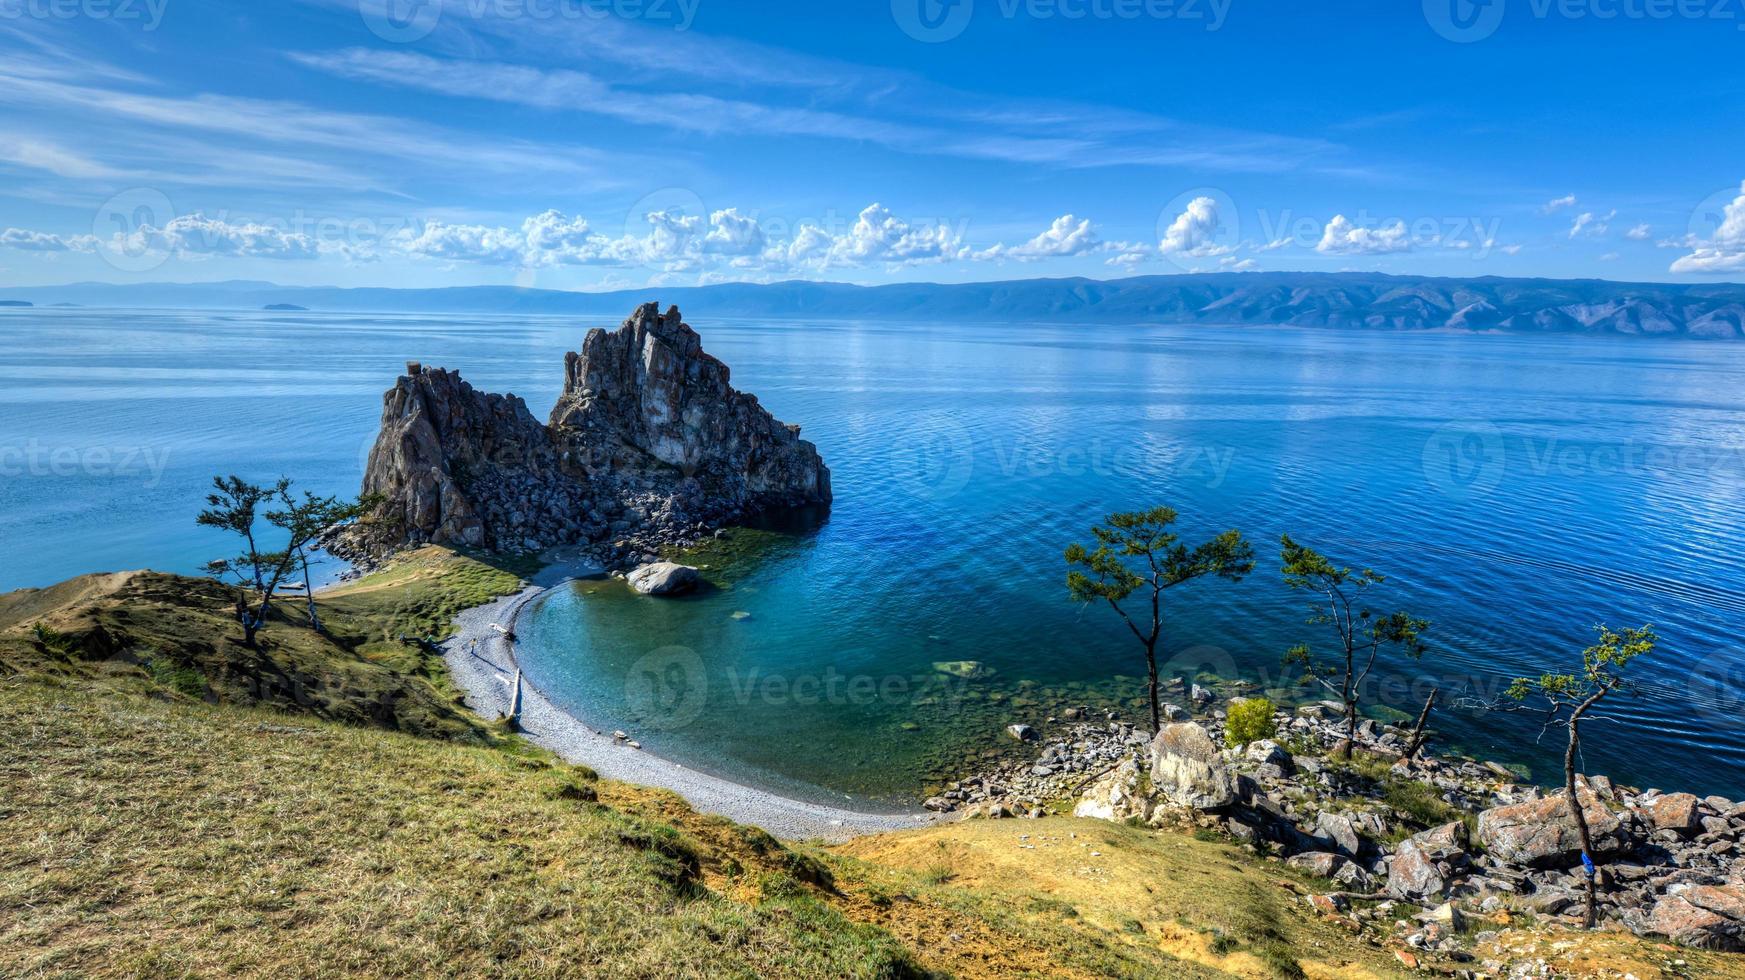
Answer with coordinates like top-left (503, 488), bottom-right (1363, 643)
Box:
top-left (348, 303), bottom-right (831, 560)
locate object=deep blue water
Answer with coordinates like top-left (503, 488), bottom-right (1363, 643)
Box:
top-left (4, 308), bottom-right (1744, 803)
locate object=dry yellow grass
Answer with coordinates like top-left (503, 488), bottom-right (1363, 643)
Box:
top-left (0, 680), bottom-right (923, 979)
top-left (831, 818), bottom-right (1411, 980)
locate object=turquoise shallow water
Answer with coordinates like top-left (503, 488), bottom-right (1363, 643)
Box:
top-left (4, 308), bottom-right (1745, 803)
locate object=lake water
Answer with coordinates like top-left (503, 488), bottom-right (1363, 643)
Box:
top-left (4, 308), bottom-right (1744, 804)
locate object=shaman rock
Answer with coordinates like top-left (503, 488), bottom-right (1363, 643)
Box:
top-left (353, 305), bottom-right (831, 556)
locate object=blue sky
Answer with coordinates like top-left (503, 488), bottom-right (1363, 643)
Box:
top-left (1, 0), bottom-right (1742, 289)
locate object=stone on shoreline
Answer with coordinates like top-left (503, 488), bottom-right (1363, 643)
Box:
top-left (626, 562), bottom-right (700, 596)
top-left (1475, 790), bottom-right (1629, 867)
top-left (1149, 722), bottom-right (1235, 810)
top-left (1073, 757), bottom-right (1152, 823)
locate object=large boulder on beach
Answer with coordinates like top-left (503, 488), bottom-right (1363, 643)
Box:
top-left (627, 562), bottom-right (700, 596)
top-left (1149, 722), bottom-right (1236, 810)
top-left (1475, 790), bottom-right (1629, 867)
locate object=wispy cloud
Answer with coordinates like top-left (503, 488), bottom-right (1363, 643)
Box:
top-left (290, 46), bottom-right (1342, 174)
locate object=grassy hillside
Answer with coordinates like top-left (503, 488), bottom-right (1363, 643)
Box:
top-left (0, 681), bottom-right (921, 979)
top-left (0, 547), bottom-right (530, 741)
top-left (3, 549), bottom-right (1739, 979)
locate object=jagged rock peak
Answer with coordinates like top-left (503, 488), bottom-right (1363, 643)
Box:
top-left (347, 305), bottom-right (830, 560)
top-left (550, 303), bottom-right (830, 503)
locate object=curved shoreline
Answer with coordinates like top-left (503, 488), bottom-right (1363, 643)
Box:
top-left (441, 555), bottom-right (936, 843)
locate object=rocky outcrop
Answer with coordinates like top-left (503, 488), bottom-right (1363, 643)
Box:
top-left (350, 304), bottom-right (830, 560)
top-left (356, 366), bottom-right (583, 552)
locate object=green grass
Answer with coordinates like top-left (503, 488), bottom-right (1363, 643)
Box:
top-left (0, 547), bottom-right (533, 743)
top-left (0, 681), bottom-right (925, 979)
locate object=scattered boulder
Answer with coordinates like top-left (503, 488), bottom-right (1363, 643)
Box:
top-left (1007, 723), bottom-right (1038, 742)
top-left (1315, 810), bottom-right (1365, 857)
top-left (1389, 838), bottom-right (1450, 900)
top-left (1645, 793), bottom-right (1705, 837)
top-left (626, 562), bottom-right (700, 596)
top-left (1287, 851), bottom-right (1346, 879)
top-left (1149, 722), bottom-right (1236, 810)
top-left (1476, 790), bottom-right (1629, 868)
top-left (1161, 703), bottom-right (1191, 722)
top-left (1410, 820), bottom-right (1471, 862)
top-left (1073, 757), bottom-right (1153, 823)
top-left (1245, 739), bottom-right (1293, 771)
top-left (1683, 884), bottom-right (1745, 923)
top-left (1642, 893), bottom-right (1744, 951)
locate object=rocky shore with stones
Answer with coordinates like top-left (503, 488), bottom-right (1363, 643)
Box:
top-left (336, 303), bottom-right (830, 573)
top-left (926, 680), bottom-right (1745, 963)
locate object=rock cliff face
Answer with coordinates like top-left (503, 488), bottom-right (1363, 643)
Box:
top-left (352, 304), bottom-right (830, 558)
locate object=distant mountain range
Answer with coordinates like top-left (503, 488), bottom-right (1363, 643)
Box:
top-left (4, 272), bottom-right (1744, 338)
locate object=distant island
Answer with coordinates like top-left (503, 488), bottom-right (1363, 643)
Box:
top-left (263, 303), bottom-right (308, 311)
top-left (0, 300), bottom-right (32, 308)
top-left (4, 271), bottom-right (1745, 338)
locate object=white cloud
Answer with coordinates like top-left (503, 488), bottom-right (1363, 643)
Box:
top-left (1670, 181), bottom-right (1745, 274)
top-left (817, 203), bottom-right (966, 267)
top-left (1540, 194), bottom-right (1578, 214)
top-left (0, 137), bottom-right (118, 179)
top-left (1220, 257), bottom-right (1258, 271)
top-left (382, 202), bottom-right (966, 275)
top-left (392, 220), bottom-right (524, 264)
top-left (979, 214), bottom-right (1101, 261)
top-left (117, 213), bottom-right (320, 260)
top-left (1625, 223), bottom-right (1652, 240)
top-left (700, 208), bottom-right (767, 257)
top-left (1315, 214), bottom-right (1410, 255)
top-left (1568, 209), bottom-right (1616, 239)
top-left (1158, 196), bottom-right (1232, 257)
top-left (0, 227), bottom-right (98, 252)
